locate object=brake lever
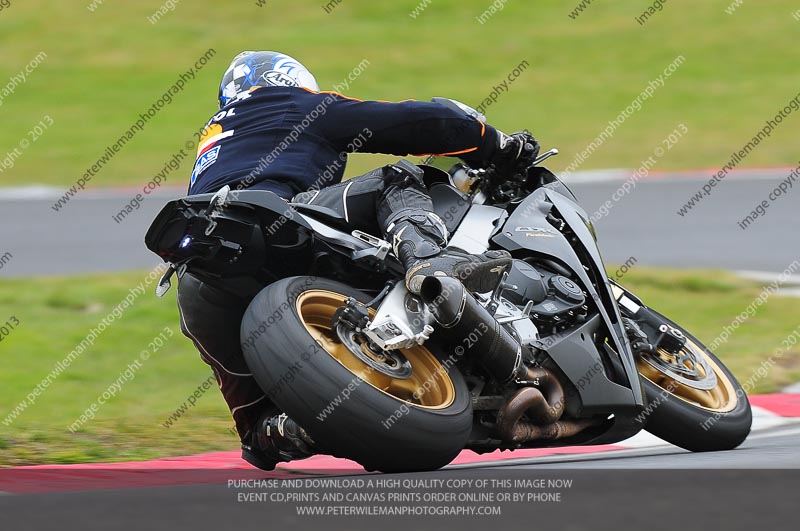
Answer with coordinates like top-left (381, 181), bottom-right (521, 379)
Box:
top-left (529, 148), bottom-right (559, 167)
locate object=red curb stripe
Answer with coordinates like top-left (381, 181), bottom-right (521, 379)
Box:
top-left (749, 394), bottom-right (800, 417)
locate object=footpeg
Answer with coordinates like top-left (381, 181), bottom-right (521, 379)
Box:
top-left (351, 230), bottom-right (390, 262)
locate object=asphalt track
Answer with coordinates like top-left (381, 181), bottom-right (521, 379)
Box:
top-left (2, 423), bottom-right (799, 531)
top-left (571, 169), bottom-right (798, 273)
top-left (0, 168), bottom-right (797, 277)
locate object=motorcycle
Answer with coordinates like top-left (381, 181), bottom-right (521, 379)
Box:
top-left (145, 103), bottom-right (751, 472)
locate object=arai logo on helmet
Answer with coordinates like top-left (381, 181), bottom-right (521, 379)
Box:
top-left (271, 54), bottom-right (319, 91)
top-left (273, 55), bottom-right (303, 76)
top-left (261, 71), bottom-right (299, 88)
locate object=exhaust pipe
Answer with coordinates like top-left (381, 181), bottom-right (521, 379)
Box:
top-left (496, 367), bottom-right (596, 443)
top-left (499, 414), bottom-right (597, 443)
top-left (420, 277), bottom-right (596, 442)
top-left (420, 276), bottom-right (523, 383)
top-left (420, 277), bottom-right (594, 443)
top-left (512, 367), bottom-right (565, 424)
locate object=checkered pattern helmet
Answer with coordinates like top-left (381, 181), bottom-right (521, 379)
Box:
top-left (218, 51), bottom-right (319, 108)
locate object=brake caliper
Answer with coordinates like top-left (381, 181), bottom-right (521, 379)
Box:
top-left (622, 317), bottom-right (653, 354)
top-left (331, 297), bottom-right (370, 334)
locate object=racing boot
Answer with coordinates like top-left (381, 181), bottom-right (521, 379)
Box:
top-left (241, 410), bottom-right (316, 471)
top-left (387, 218), bottom-right (511, 295)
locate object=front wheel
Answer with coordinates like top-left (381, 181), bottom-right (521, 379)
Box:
top-left (636, 309), bottom-right (751, 452)
top-left (240, 276), bottom-right (473, 473)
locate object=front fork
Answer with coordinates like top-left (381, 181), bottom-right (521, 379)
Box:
top-left (610, 280), bottom-right (688, 357)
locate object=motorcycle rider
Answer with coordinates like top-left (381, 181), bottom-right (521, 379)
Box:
top-left (178, 51), bottom-right (540, 470)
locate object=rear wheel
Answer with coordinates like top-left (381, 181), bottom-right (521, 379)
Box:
top-left (241, 276), bottom-right (473, 472)
top-left (636, 310), bottom-right (751, 452)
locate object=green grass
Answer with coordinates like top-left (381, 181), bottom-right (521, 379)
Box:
top-left (1, 0), bottom-right (799, 189)
top-left (0, 270), bottom-right (239, 466)
top-left (0, 266), bottom-right (798, 465)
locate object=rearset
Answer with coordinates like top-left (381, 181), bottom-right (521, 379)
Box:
top-left (350, 230), bottom-right (391, 262)
top-left (364, 282), bottom-right (435, 350)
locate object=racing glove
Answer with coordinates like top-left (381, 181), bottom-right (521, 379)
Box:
top-left (490, 131), bottom-right (541, 172)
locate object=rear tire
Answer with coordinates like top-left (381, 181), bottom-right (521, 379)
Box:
top-left (241, 276), bottom-right (473, 472)
top-left (638, 310), bottom-right (751, 452)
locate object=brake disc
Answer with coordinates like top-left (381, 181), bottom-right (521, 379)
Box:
top-left (335, 323), bottom-right (413, 379)
top-left (640, 344), bottom-right (718, 391)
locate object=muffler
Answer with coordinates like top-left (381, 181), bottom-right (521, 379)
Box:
top-left (420, 276), bottom-right (523, 383)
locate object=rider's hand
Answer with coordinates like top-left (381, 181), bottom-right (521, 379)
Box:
top-left (491, 131), bottom-right (541, 172)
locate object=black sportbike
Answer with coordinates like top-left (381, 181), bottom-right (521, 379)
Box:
top-left (146, 107), bottom-right (751, 473)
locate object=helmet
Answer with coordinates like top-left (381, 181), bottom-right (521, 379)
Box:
top-left (218, 51), bottom-right (319, 108)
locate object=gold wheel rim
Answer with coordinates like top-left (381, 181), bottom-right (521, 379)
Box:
top-left (296, 290), bottom-right (456, 410)
top-left (638, 338), bottom-right (738, 413)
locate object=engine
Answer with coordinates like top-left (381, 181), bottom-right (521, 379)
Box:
top-left (501, 259), bottom-right (588, 335)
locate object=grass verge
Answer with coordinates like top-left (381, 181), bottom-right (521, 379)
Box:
top-left (1, 0), bottom-right (799, 189)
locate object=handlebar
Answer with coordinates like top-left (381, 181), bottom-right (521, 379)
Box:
top-left (445, 146), bottom-right (560, 203)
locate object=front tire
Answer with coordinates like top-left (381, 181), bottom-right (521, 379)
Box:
top-left (637, 310), bottom-right (751, 452)
top-left (241, 276), bottom-right (473, 472)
